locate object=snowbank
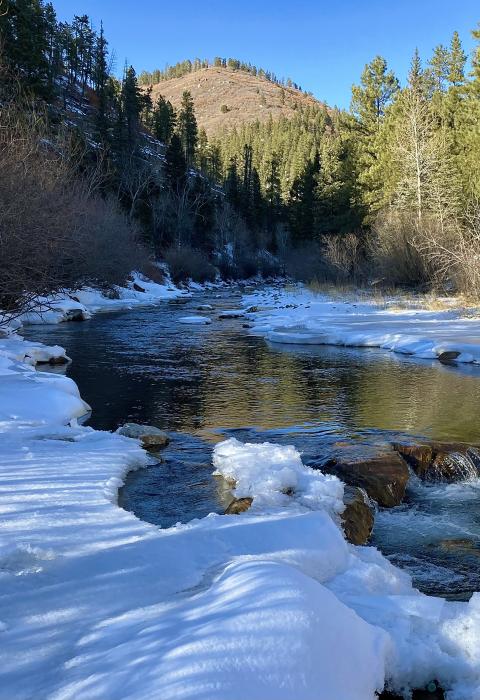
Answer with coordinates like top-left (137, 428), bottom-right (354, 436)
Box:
top-left (242, 286), bottom-right (480, 365)
top-left (2, 333), bottom-right (480, 698)
top-left (17, 271), bottom-right (187, 326)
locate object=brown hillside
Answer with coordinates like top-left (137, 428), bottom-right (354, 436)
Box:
top-left (148, 67), bottom-right (326, 136)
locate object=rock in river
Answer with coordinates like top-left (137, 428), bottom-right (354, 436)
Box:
top-left (341, 486), bottom-right (374, 545)
top-left (320, 443), bottom-right (409, 508)
top-left (117, 423), bottom-right (170, 449)
top-left (393, 440), bottom-right (480, 482)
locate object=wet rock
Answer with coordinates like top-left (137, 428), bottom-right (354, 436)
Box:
top-left (321, 444), bottom-right (409, 508)
top-left (224, 497), bottom-right (253, 514)
top-left (197, 304), bottom-right (213, 311)
top-left (218, 310), bottom-right (244, 319)
top-left (35, 354), bottom-right (69, 365)
top-left (393, 441), bottom-right (480, 482)
top-left (133, 282), bottom-right (145, 293)
top-left (438, 350), bottom-right (460, 363)
top-left (117, 423), bottom-right (170, 449)
top-left (438, 538), bottom-right (480, 557)
top-left (64, 309), bottom-right (86, 322)
top-left (341, 486), bottom-right (374, 545)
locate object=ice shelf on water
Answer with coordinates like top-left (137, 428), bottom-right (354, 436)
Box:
top-left (242, 285), bottom-right (480, 365)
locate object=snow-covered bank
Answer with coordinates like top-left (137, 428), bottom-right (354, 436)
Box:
top-left (2, 331), bottom-right (480, 698)
top-left (16, 272), bottom-right (187, 326)
top-left (242, 286), bottom-right (480, 365)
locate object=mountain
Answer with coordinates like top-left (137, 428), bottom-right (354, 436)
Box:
top-left (147, 66), bottom-right (327, 136)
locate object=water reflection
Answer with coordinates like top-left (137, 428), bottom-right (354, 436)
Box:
top-left (24, 290), bottom-right (480, 595)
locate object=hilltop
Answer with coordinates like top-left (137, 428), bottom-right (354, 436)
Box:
top-left (148, 66), bottom-right (327, 136)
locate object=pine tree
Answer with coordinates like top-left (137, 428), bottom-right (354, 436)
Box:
top-left (121, 64), bottom-right (142, 150)
top-left (93, 21), bottom-right (110, 146)
top-left (429, 44), bottom-right (449, 92)
top-left (448, 31), bottom-right (466, 87)
top-left (164, 134), bottom-right (187, 192)
top-left (177, 90), bottom-right (198, 165)
top-left (151, 95), bottom-right (176, 144)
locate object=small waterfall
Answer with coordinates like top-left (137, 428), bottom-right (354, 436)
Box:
top-left (430, 448), bottom-right (480, 482)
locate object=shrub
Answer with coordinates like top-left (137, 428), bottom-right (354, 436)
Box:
top-left (163, 247), bottom-right (217, 284)
top-left (220, 104), bottom-right (230, 113)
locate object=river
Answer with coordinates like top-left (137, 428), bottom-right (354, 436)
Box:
top-left (24, 286), bottom-right (480, 599)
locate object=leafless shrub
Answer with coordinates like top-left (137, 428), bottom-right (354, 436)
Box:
top-left (323, 232), bottom-right (364, 282)
top-left (369, 209), bottom-right (431, 287)
top-left (412, 201), bottom-right (480, 297)
top-left (163, 246), bottom-right (217, 284)
top-left (0, 98), bottom-right (147, 324)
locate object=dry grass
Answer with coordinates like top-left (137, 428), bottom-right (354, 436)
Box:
top-left (148, 67), bottom-right (326, 136)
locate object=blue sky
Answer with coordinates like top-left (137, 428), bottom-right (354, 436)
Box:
top-left (53, 0), bottom-right (479, 108)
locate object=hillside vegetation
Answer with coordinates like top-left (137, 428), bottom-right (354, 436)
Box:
top-left (148, 66), bottom-right (324, 136)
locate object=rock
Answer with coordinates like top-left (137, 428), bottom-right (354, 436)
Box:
top-left (393, 441), bottom-right (480, 482)
top-left (133, 282), bottom-right (145, 292)
top-left (341, 486), bottom-right (374, 545)
top-left (224, 497), bottom-right (253, 515)
top-left (321, 444), bottom-right (409, 508)
top-left (36, 354), bottom-right (69, 365)
top-left (438, 538), bottom-right (480, 557)
top-left (64, 309), bottom-right (86, 322)
top-left (117, 423), bottom-right (170, 449)
top-left (197, 304), bottom-right (213, 311)
top-left (438, 350), bottom-right (460, 363)
top-left (218, 310), bottom-right (244, 319)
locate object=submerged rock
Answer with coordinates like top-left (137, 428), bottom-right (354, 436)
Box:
top-left (393, 441), bottom-right (480, 482)
top-left (320, 444), bottom-right (409, 508)
top-left (117, 423), bottom-right (170, 449)
top-left (341, 486), bottom-right (374, 545)
top-left (224, 497), bottom-right (253, 514)
top-left (218, 310), bottom-right (244, 319)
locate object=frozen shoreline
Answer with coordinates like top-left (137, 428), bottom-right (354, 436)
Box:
top-left (2, 286), bottom-right (480, 698)
top-left (242, 286), bottom-right (480, 365)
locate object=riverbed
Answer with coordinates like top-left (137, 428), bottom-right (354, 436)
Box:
top-left (24, 286), bottom-right (480, 598)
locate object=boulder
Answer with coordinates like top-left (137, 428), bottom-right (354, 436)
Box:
top-left (320, 444), bottom-right (409, 508)
top-left (393, 440), bottom-right (480, 482)
top-left (133, 282), bottom-right (145, 293)
top-left (117, 423), bottom-right (170, 449)
top-left (341, 486), bottom-right (374, 545)
top-left (64, 309), bottom-right (86, 322)
top-left (224, 497), bottom-right (253, 515)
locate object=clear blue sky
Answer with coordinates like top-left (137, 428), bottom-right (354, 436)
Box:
top-left (53, 0), bottom-right (479, 108)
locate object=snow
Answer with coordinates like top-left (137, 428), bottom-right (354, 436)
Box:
top-left (16, 272), bottom-right (187, 326)
top-left (3, 300), bottom-right (480, 698)
top-left (242, 286), bottom-right (480, 365)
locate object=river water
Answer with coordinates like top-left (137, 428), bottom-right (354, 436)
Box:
top-left (24, 287), bottom-right (480, 599)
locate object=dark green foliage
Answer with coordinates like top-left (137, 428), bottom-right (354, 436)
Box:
top-left (177, 90), bottom-right (198, 165)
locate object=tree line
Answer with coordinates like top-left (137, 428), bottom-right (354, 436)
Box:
top-left (1, 0), bottom-right (480, 300)
top-left (138, 57), bottom-right (304, 93)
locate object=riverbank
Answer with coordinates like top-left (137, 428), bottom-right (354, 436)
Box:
top-left (243, 286), bottom-right (480, 365)
top-left (2, 288), bottom-right (480, 699)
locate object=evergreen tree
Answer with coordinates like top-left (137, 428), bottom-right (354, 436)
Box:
top-left (177, 90), bottom-right (198, 165)
top-left (448, 31), bottom-right (466, 87)
top-left (151, 94), bottom-right (176, 144)
top-left (164, 134), bottom-right (187, 192)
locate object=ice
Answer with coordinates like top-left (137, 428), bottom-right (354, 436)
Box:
top-left (243, 286), bottom-right (480, 365)
top-left (178, 315), bottom-right (212, 324)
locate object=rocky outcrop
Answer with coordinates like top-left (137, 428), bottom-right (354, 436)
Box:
top-left (341, 486), bottom-right (374, 545)
top-left (393, 441), bottom-right (480, 482)
top-left (224, 497), bottom-right (253, 514)
top-left (320, 444), bottom-right (409, 508)
top-left (117, 423), bottom-right (170, 449)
